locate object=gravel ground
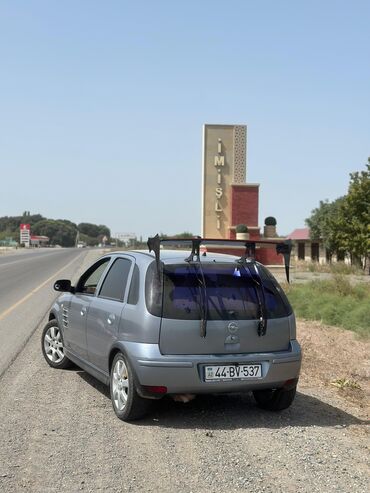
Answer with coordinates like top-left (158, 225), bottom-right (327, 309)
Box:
top-left (0, 324), bottom-right (368, 493)
top-left (0, 254), bottom-right (368, 492)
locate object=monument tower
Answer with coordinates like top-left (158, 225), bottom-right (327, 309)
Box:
top-left (202, 124), bottom-right (260, 240)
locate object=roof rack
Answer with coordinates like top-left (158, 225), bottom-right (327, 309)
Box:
top-left (147, 235), bottom-right (292, 282)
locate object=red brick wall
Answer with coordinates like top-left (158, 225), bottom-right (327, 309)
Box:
top-left (231, 185), bottom-right (259, 228)
top-left (202, 246), bottom-right (283, 265)
top-left (204, 182), bottom-right (283, 265)
top-left (255, 248), bottom-right (283, 265)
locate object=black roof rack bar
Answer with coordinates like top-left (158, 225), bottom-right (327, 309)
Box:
top-left (147, 235), bottom-right (292, 282)
top-left (276, 241), bottom-right (292, 283)
top-left (240, 241), bottom-right (256, 261)
top-left (184, 236), bottom-right (202, 263)
top-left (147, 235), bottom-right (161, 275)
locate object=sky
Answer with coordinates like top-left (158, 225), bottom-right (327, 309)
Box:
top-left (1, 0), bottom-right (369, 238)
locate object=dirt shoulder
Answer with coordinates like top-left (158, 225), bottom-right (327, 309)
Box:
top-left (297, 320), bottom-right (369, 421)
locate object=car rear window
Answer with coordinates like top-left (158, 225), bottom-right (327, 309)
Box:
top-left (145, 262), bottom-right (163, 317)
top-left (146, 261), bottom-right (292, 320)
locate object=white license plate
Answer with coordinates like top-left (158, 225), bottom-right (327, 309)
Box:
top-left (205, 364), bottom-right (262, 381)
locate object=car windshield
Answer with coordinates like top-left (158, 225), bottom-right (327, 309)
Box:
top-left (145, 262), bottom-right (292, 321)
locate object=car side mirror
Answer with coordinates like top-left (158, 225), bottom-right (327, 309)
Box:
top-left (54, 279), bottom-right (73, 292)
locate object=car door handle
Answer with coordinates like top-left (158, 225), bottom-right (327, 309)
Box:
top-left (107, 314), bottom-right (116, 325)
top-left (80, 307), bottom-right (87, 316)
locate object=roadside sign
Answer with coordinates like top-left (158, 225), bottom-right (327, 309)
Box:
top-left (20, 224), bottom-right (31, 247)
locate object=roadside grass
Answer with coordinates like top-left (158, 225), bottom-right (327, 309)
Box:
top-left (284, 275), bottom-right (370, 338)
top-left (330, 378), bottom-right (361, 390)
top-left (294, 260), bottom-right (365, 275)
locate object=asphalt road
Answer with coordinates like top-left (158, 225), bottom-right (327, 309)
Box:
top-left (0, 248), bottom-right (93, 376)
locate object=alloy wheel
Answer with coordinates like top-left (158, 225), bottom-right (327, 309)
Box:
top-left (112, 358), bottom-right (129, 411)
top-left (44, 325), bottom-right (65, 364)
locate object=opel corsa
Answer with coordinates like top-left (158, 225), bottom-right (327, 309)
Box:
top-left (41, 237), bottom-right (301, 421)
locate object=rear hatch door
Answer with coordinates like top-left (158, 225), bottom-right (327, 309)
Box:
top-left (159, 262), bottom-right (292, 355)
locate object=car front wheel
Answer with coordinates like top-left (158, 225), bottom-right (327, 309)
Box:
top-left (41, 320), bottom-right (72, 369)
top-left (110, 352), bottom-right (151, 421)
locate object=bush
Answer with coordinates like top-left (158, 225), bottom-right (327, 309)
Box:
top-left (235, 224), bottom-right (248, 233)
top-left (264, 216), bottom-right (277, 226)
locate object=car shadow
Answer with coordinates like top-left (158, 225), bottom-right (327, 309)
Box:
top-left (77, 370), bottom-right (111, 399)
top-left (145, 392), bottom-right (368, 430)
top-left (76, 370), bottom-right (368, 430)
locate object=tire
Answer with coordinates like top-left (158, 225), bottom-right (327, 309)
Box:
top-left (253, 385), bottom-right (297, 411)
top-left (110, 352), bottom-right (151, 421)
top-left (41, 319), bottom-right (72, 369)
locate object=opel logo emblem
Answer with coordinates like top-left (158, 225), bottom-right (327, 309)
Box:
top-left (227, 322), bottom-right (238, 334)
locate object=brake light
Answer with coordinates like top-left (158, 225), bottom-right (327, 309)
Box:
top-left (283, 378), bottom-right (298, 390)
top-left (143, 385), bottom-right (167, 394)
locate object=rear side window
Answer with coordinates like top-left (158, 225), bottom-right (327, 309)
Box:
top-left (145, 261), bottom-right (163, 317)
top-left (127, 264), bottom-right (140, 305)
top-left (99, 258), bottom-right (132, 301)
top-left (159, 263), bottom-right (292, 321)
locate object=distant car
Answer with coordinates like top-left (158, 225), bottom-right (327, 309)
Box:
top-left (41, 237), bottom-right (301, 421)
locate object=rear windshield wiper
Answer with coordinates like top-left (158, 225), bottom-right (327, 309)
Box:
top-left (184, 238), bottom-right (208, 338)
top-left (238, 260), bottom-right (267, 336)
top-left (188, 263), bottom-right (208, 338)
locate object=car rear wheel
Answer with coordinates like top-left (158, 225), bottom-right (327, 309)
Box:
top-left (41, 320), bottom-right (72, 369)
top-left (110, 352), bottom-right (151, 421)
top-left (253, 385), bottom-right (297, 411)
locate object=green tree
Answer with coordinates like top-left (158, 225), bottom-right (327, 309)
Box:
top-left (97, 225), bottom-right (110, 237)
top-left (306, 197), bottom-right (345, 261)
top-left (306, 159), bottom-right (370, 269)
top-left (0, 213), bottom-right (45, 235)
top-left (79, 233), bottom-right (99, 247)
top-left (77, 223), bottom-right (100, 238)
top-left (33, 220), bottom-right (77, 247)
top-left (78, 223), bottom-right (110, 239)
top-left (337, 160), bottom-right (370, 268)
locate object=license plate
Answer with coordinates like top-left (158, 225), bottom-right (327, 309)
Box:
top-left (205, 364), bottom-right (262, 381)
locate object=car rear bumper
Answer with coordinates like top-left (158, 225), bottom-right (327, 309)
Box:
top-left (122, 340), bottom-right (302, 394)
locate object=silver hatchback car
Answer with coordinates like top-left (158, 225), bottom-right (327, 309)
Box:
top-left (41, 236), bottom-right (301, 421)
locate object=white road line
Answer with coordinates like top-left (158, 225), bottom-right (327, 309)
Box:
top-left (0, 251), bottom-right (66, 268)
top-left (0, 253), bottom-right (83, 322)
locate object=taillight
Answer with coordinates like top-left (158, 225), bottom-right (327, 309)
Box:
top-left (143, 385), bottom-right (167, 394)
top-left (283, 378), bottom-right (298, 390)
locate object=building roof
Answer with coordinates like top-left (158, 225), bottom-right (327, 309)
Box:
top-left (286, 228), bottom-right (310, 240)
top-left (30, 235), bottom-right (49, 240)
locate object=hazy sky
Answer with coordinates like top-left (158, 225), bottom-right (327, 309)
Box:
top-left (1, 1), bottom-right (369, 238)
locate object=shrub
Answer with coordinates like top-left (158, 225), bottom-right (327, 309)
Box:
top-left (235, 224), bottom-right (248, 233)
top-left (264, 216), bottom-right (277, 226)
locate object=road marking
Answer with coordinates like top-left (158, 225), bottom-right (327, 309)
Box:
top-left (0, 251), bottom-right (64, 268)
top-left (0, 253), bottom-right (83, 322)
